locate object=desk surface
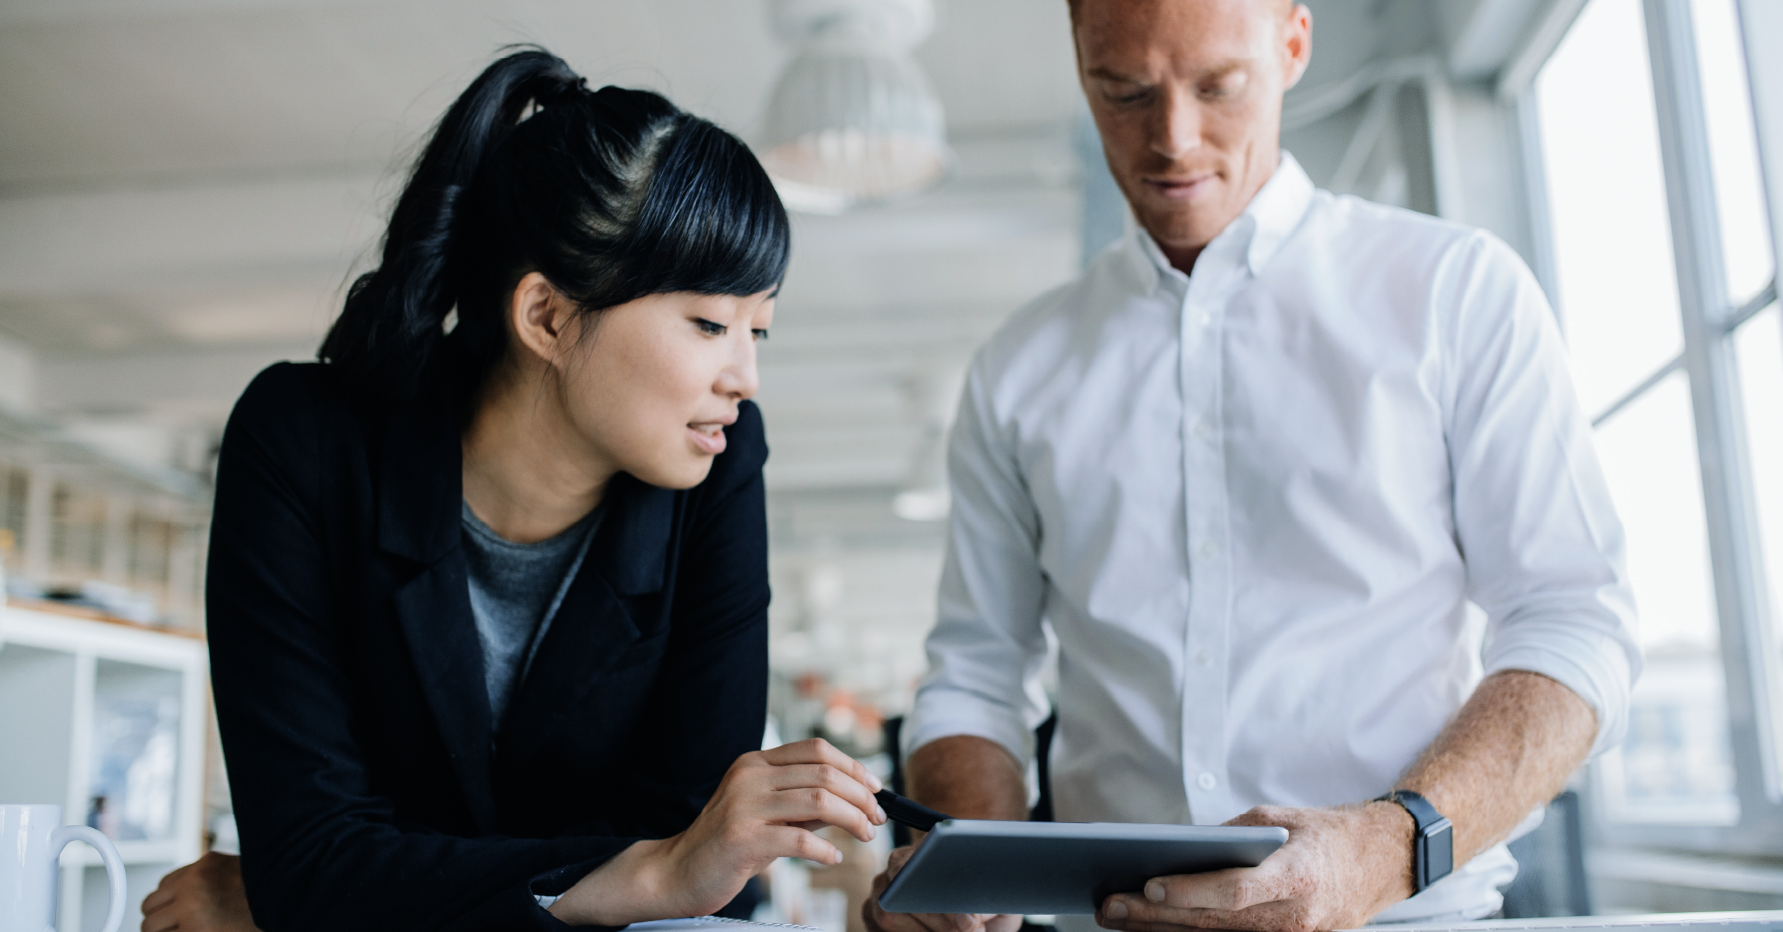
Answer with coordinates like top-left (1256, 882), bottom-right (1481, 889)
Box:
top-left (1370, 911), bottom-right (1783, 932)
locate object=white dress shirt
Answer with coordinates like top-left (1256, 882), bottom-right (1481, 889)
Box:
top-left (905, 154), bottom-right (1641, 923)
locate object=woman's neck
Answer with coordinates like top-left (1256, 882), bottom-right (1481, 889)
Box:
top-left (461, 366), bottom-right (613, 544)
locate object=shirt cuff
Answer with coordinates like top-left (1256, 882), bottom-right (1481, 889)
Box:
top-left (1483, 620), bottom-right (1638, 759)
top-left (904, 684), bottom-right (1037, 769)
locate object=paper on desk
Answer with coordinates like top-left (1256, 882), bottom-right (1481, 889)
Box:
top-left (632, 917), bottom-right (825, 932)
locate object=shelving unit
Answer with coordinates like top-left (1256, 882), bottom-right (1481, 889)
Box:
top-left (0, 599), bottom-right (208, 932)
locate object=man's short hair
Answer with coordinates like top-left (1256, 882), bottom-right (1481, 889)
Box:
top-left (1065, 0), bottom-right (1296, 27)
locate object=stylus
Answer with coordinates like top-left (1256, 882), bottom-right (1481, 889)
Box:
top-left (874, 789), bottom-right (953, 832)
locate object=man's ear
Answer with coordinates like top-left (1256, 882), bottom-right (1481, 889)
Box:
top-left (1282, 4), bottom-right (1313, 91)
top-left (508, 271), bottom-right (572, 364)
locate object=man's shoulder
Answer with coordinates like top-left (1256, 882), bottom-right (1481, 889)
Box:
top-left (1297, 190), bottom-right (1532, 293)
top-left (972, 243), bottom-right (1142, 386)
top-left (1306, 190), bottom-right (1483, 255)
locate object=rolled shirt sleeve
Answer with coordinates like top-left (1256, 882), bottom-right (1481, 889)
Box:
top-left (905, 360), bottom-right (1054, 770)
top-left (1445, 233), bottom-right (1643, 758)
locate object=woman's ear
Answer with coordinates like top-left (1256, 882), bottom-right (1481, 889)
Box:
top-left (508, 271), bottom-right (574, 364)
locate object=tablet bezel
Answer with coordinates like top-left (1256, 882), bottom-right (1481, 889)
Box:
top-left (877, 819), bottom-right (1289, 916)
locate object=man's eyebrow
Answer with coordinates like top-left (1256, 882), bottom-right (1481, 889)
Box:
top-left (1197, 59), bottom-right (1252, 79)
top-left (1085, 65), bottom-right (1145, 83)
top-left (1085, 58), bottom-right (1252, 84)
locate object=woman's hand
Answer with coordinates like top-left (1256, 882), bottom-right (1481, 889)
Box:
top-left (550, 738), bottom-right (887, 926)
top-left (140, 852), bottom-right (263, 932)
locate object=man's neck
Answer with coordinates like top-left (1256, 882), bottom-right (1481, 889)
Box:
top-left (1160, 243), bottom-right (1206, 276)
top-left (1146, 148), bottom-right (1284, 278)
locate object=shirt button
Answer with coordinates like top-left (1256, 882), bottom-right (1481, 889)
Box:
top-left (1197, 772), bottom-right (1217, 791)
top-left (1191, 310), bottom-right (1212, 328)
top-left (1198, 541), bottom-right (1218, 560)
top-left (1194, 420), bottom-right (1214, 441)
top-left (1195, 650), bottom-right (1212, 667)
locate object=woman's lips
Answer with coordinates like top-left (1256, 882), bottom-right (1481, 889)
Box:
top-left (687, 422), bottom-right (728, 455)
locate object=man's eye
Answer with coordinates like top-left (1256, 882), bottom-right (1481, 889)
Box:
top-left (1200, 75), bottom-right (1246, 100)
top-left (752, 329), bottom-right (770, 341)
top-left (695, 318), bottom-right (727, 336)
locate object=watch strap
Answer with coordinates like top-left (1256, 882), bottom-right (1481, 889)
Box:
top-left (1374, 789), bottom-right (1454, 893)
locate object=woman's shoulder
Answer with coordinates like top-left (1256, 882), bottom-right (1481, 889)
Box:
top-left (222, 361), bottom-right (360, 461)
top-left (229, 358), bottom-right (345, 420)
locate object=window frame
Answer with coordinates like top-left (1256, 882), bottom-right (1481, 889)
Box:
top-left (1523, 0), bottom-right (1783, 855)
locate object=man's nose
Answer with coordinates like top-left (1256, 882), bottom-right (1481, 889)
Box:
top-left (1150, 85), bottom-right (1202, 161)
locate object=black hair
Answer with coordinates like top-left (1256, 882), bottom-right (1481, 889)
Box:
top-left (320, 47), bottom-right (791, 404)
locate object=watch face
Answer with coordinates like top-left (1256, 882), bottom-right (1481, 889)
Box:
top-left (1425, 821), bottom-right (1455, 883)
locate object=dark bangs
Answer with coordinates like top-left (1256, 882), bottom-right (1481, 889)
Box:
top-left (625, 118), bottom-right (791, 299)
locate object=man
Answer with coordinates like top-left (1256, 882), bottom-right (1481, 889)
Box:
top-left (864, 2), bottom-right (1639, 931)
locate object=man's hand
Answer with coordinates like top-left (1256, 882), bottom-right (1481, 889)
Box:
top-left (140, 852), bottom-right (262, 932)
top-left (863, 845), bottom-right (1023, 932)
top-left (862, 736), bottom-right (1029, 932)
top-left (1097, 803), bottom-right (1413, 932)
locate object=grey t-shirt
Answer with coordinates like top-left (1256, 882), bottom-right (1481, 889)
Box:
top-left (460, 501), bottom-right (602, 730)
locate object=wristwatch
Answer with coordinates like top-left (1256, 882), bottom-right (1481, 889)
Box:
top-left (1374, 789), bottom-right (1453, 893)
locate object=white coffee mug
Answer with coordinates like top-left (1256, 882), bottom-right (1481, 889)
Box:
top-left (0, 804), bottom-right (127, 932)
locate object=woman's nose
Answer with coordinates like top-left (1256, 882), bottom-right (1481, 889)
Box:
top-left (716, 338), bottom-right (759, 400)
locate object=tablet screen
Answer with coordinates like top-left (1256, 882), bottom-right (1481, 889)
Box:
top-left (878, 819), bottom-right (1288, 916)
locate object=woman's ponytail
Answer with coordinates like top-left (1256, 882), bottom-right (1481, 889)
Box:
top-left (320, 46), bottom-right (790, 406)
top-left (319, 49), bottom-right (587, 402)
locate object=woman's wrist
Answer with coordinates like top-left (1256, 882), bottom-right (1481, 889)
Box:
top-left (548, 837), bottom-right (674, 927)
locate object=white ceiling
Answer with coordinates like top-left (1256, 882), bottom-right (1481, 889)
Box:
top-left (0, 0), bottom-right (1527, 502)
top-left (0, 0), bottom-right (1086, 495)
top-left (0, 0), bottom-right (1080, 191)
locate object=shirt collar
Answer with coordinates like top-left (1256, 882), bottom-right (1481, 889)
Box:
top-left (1124, 151), bottom-right (1316, 293)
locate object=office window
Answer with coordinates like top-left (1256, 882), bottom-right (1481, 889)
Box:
top-left (1534, 0), bottom-right (1738, 822)
top-left (1534, 0), bottom-right (1681, 418)
top-left (1736, 306), bottom-right (1783, 743)
top-left (1693, 0), bottom-right (1783, 795)
top-left (1530, 0), bottom-right (1783, 848)
top-left (1692, 0), bottom-right (1774, 306)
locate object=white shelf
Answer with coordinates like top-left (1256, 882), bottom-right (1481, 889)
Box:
top-left (0, 601), bottom-right (209, 931)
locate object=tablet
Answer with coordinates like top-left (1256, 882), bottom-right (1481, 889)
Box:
top-left (877, 819), bottom-right (1289, 916)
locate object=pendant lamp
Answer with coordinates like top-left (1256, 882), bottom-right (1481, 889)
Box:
top-left (760, 0), bottom-right (949, 213)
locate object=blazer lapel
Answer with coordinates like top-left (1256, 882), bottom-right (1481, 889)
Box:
top-left (392, 555), bottom-right (498, 834)
top-left (496, 474), bottom-right (676, 771)
top-left (374, 386), bottom-right (500, 834)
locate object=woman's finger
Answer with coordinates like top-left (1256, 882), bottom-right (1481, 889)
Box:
top-left (760, 824), bottom-right (845, 865)
top-left (139, 867), bottom-right (188, 916)
top-left (764, 786), bottom-right (879, 842)
top-left (761, 738), bottom-right (884, 793)
top-left (770, 763), bottom-right (887, 825)
top-left (140, 905), bottom-right (181, 932)
top-left (139, 883), bottom-right (176, 915)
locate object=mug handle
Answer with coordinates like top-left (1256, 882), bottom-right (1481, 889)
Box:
top-left (50, 824), bottom-right (127, 932)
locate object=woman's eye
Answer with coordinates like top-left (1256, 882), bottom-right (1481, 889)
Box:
top-left (752, 329), bottom-right (770, 342)
top-left (695, 318), bottom-right (727, 336)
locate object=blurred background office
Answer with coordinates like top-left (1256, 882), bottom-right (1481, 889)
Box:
top-left (1, 0), bottom-right (1781, 928)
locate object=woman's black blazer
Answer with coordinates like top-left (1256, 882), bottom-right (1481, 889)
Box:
top-left (207, 362), bottom-right (769, 931)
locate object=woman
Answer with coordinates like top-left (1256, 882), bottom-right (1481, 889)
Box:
top-left (141, 48), bottom-right (885, 932)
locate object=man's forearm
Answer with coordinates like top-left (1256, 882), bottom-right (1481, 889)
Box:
top-left (906, 734), bottom-right (1030, 825)
top-left (1395, 670), bottom-right (1597, 863)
